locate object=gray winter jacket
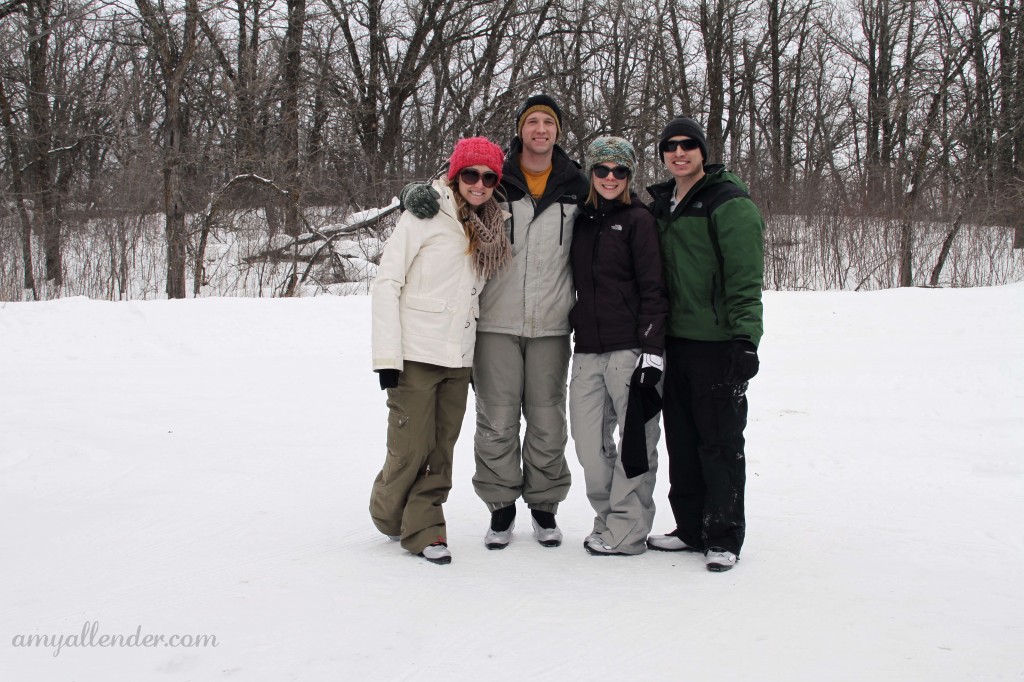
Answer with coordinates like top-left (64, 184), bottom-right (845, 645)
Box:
top-left (481, 140), bottom-right (589, 337)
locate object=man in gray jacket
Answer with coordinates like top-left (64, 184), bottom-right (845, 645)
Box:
top-left (402, 94), bottom-right (588, 549)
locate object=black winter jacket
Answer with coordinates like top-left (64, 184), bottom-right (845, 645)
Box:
top-left (568, 193), bottom-right (668, 355)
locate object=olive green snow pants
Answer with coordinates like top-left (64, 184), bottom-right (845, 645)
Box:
top-left (369, 361), bottom-right (471, 554)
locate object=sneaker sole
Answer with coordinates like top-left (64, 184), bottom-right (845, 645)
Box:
top-left (646, 541), bottom-right (700, 553)
top-left (584, 541), bottom-right (625, 556)
top-left (421, 555), bottom-right (452, 565)
top-left (485, 541), bottom-right (510, 550)
top-left (706, 563), bottom-right (733, 572)
top-left (530, 518), bottom-right (561, 547)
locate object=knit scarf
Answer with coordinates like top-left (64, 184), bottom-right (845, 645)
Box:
top-left (465, 199), bottom-right (512, 281)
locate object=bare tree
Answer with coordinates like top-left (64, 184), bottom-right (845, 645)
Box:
top-left (135, 0), bottom-right (200, 299)
top-left (24, 0), bottom-right (62, 289)
top-left (0, 77), bottom-right (36, 298)
top-left (280, 0), bottom-right (304, 236)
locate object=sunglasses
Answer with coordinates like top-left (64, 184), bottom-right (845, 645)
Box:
top-left (661, 139), bottom-right (702, 153)
top-left (459, 168), bottom-right (500, 188)
top-left (592, 165), bottom-right (631, 180)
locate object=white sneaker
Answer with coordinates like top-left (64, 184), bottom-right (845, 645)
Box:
top-left (647, 530), bottom-right (700, 552)
top-left (420, 542), bottom-right (452, 565)
top-left (386, 534), bottom-right (400, 542)
top-left (704, 547), bottom-right (737, 572)
top-left (484, 522), bottom-right (514, 550)
top-left (531, 518), bottom-right (563, 547)
top-left (583, 536), bottom-right (625, 556)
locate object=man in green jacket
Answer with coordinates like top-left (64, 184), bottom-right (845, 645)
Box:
top-left (644, 116), bottom-right (765, 572)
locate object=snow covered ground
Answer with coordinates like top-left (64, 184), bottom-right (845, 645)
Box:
top-left (1, 286), bottom-right (1022, 681)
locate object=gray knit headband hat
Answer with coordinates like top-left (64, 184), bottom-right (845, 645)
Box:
top-left (585, 136), bottom-right (636, 175)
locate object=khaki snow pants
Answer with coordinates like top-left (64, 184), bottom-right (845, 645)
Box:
top-left (471, 332), bottom-right (572, 513)
top-left (369, 361), bottom-right (471, 554)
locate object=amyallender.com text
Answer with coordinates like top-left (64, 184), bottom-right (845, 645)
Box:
top-left (11, 621), bottom-right (219, 658)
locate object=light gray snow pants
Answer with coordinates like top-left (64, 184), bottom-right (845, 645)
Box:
top-left (471, 332), bottom-right (572, 513)
top-left (569, 349), bottom-right (660, 554)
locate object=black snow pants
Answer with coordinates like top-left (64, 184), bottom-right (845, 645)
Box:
top-left (662, 337), bottom-right (748, 556)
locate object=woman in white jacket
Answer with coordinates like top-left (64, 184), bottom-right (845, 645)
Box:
top-left (370, 137), bottom-right (511, 564)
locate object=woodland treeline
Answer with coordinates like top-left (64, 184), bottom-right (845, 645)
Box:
top-left (1, 0), bottom-right (1022, 300)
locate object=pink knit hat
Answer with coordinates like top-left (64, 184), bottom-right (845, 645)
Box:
top-left (447, 137), bottom-right (505, 183)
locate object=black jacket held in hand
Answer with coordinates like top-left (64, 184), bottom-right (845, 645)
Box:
top-left (568, 194), bottom-right (668, 355)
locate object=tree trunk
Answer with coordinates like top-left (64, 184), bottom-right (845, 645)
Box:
top-left (135, 0), bottom-right (199, 299)
top-left (929, 215), bottom-right (963, 286)
top-left (897, 219), bottom-right (913, 287)
top-left (0, 78), bottom-right (37, 300)
top-left (701, 0), bottom-right (727, 161)
top-left (27, 0), bottom-right (61, 288)
top-left (281, 0), bottom-right (305, 238)
top-left (164, 86), bottom-right (188, 299)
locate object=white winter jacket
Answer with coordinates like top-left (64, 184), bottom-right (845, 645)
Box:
top-left (372, 179), bottom-right (489, 371)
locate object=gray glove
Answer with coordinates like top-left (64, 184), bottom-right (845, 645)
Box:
top-left (399, 183), bottom-right (440, 219)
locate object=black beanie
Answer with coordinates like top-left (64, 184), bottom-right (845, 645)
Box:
top-left (658, 116), bottom-right (708, 162)
top-left (516, 94), bottom-right (563, 138)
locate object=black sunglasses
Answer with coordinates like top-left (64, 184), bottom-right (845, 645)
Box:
top-left (661, 138), bottom-right (702, 153)
top-left (592, 165), bottom-right (631, 180)
top-left (459, 168), bottom-right (500, 188)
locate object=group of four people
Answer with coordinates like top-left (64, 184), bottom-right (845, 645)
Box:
top-left (370, 94), bottom-right (765, 572)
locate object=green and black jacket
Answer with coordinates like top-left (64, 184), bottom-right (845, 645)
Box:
top-left (646, 164), bottom-right (765, 348)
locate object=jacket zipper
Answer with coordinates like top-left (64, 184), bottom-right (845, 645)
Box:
top-left (559, 204), bottom-right (565, 245)
top-left (592, 221), bottom-right (603, 348)
top-left (710, 274), bottom-right (720, 325)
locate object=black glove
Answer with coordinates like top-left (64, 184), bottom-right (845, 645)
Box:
top-left (633, 352), bottom-right (663, 387)
top-left (399, 183), bottom-right (440, 219)
top-left (725, 340), bottom-right (759, 384)
top-left (376, 369), bottom-right (400, 390)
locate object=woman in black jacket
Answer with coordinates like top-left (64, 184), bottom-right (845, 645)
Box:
top-left (568, 136), bottom-right (669, 555)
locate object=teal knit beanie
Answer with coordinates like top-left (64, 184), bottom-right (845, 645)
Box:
top-left (585, 136), bottom-right (636, 175)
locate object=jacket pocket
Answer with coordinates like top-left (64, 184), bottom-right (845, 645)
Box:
top-left (567, 300), bottom-right (580, 331)
top-left (384, 409), bottom-right (411, 477)
top-left (401, 294), bottom-right (450, 341)
top-left (404, 294), bottom-right (447, 313)
top-left (708, 273), bottom-right (721, 326)
top-left (618, 283), bottom-right (639, 322)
